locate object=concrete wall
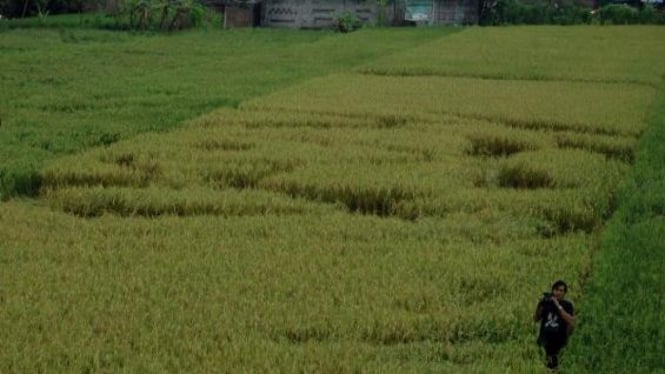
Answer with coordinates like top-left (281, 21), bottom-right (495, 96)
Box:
top-left (262, 0), bottom-right (396, 28)
top-left (434, 0), bottom-right (479, 24)
top-left (260, 0), bottom-right (480, 28)
top-left (225, 7), bottom-right (254, 27)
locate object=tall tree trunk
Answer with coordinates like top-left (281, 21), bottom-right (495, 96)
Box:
top-left (21, 0), bottom-right (29, 18)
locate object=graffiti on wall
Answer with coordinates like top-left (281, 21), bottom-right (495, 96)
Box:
top-left (263, 0), bottom-right (379, 28)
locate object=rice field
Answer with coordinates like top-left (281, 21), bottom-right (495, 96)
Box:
top-left (1, 25), bottom-right (665, 372)
top-left (357, 26), bottom-right (665, 87)
top-left (0, 26), bottom-right (450, 198)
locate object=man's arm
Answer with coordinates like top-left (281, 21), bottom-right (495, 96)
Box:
top-left (533, 302), bottom-right (543, 322)
top-left (552, 299), bottom-right (576, 328)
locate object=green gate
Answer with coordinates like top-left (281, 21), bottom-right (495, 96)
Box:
top-left (405, 0), bottom-right (434, 23)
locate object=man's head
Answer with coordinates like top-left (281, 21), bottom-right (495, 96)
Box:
top-left (551, 280), bottom-right (568, 300)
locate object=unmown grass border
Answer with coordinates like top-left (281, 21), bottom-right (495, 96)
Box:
top-left (564, 86), bottom-right (665, 372)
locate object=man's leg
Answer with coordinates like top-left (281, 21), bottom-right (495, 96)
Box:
top-left (544, 342), bottom-right (562, 369)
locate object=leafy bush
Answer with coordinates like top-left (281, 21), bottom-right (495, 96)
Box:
top-left (480, 0), bottom-right (592, 25)
top-left (336, 11), bottom-right (362, 33)
top-left (598, 3), bottom-right (639, 24)
top-left (107, 0), bottom-right (208, 31)
top-left (638, 3), bottom-right (660, 23)
top-left (0, 0), bottom-right (102, 18)
top-left (593, 4), bottom-right (665, 25)
top-left (0, 0), bottom-right (209, 31)
top-left (481, 0), bottom-right (664, 25)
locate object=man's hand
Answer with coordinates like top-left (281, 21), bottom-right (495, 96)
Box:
top-left (551, 298), bottom-right (576, 328)
top-left (551, 297), bottom-right (563, 310)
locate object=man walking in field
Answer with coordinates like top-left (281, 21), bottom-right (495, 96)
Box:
top-left (534, 280), bottom-right (576, 371)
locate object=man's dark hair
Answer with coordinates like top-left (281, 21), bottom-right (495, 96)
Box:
top-left (551, 280), bottom-right (568, 293)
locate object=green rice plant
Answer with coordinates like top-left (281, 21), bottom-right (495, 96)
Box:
top-left (357, 26), bottom-right (665, 87)
top-left (0, 13), bottom-right (119, 30)
top-left (0, 149), bottom-right (45, 199)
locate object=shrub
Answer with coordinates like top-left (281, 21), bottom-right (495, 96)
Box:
top-left (110, 0), bottom-right (207, 31)
top-left (336, 11), bottom-right (362, 33)
top-left (480, 0), bottom-right (593, 25)
top-left (637, 4), bottom-right (665, 24)
top-left (0, 0), bottom-right (208, 31)
top-left (0, 0), bottom-right (102, 18)
top-left (480, 0), bottom-right (664, 25)
top-left (598, 3), bottom-right (639, 24)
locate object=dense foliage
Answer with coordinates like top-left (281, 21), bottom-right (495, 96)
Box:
top-left (0, 0), bottom-right (102, 18)
top-left (0, 0), bottom-right (210, 30)
top-left (480, 0), bottom-right (665, 25)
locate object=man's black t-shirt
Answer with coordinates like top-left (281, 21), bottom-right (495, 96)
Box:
top-left (538, 298), bottom-right (574, 345)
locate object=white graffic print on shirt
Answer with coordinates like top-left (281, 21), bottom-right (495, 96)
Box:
top-left (545, 312), bottom-right (560, 329)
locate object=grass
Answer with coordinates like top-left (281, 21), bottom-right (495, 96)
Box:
top-left (1, 25), bottom-right (665, 372)
top-left (1, 12), bottom-right (115, 29)
top-left (0, 11), bottom-right (225, 31)
top-left (564, 88), bottom-right (665, 373)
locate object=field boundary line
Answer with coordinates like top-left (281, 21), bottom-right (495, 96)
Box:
top-left (357, 70), bottom-right (661, 89)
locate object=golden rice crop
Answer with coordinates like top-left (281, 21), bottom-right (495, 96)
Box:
top-left (554, 132), bottom-right (638, 162)
top-left (44, 186), bottom-right (326, 218)
top-left (356, 26), bottom-right (665, 87)
top-left (243, 74), bottom-right (656, 137)
top-left (42, 103), bottom-right (629, 236)
top-left (495, 149), bottom-right (627, 189)
top-left (0, 201), bottom-right (588, 372)
top-left (40, 156), bottom-right (155, 189)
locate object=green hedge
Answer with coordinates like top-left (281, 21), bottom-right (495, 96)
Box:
top-left (599, 3), bottom-right (665, 24)
top-left (0, 0), bottom-right (102, 19)
top-left (480, 0), bottom-right (665, 25)
top-left (481, 0), bottom-right (591, 25)
top-left (0, 0), bottom-right (213, 31)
